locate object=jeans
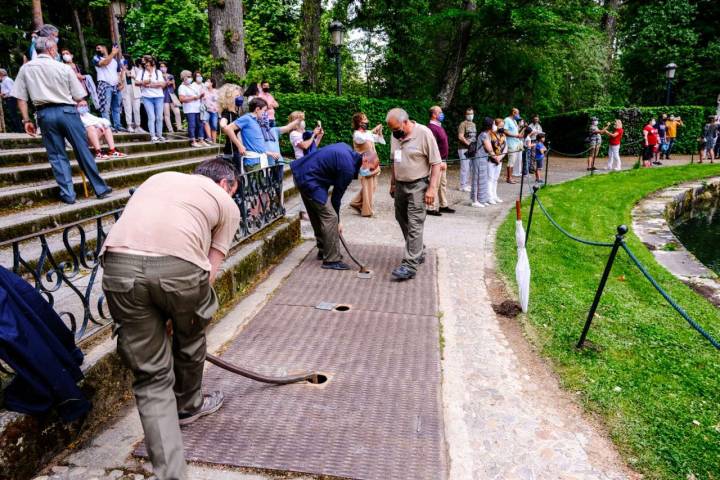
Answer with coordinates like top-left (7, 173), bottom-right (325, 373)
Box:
top-left (186, 112), bottom-right (202, 141)
top-left (458, 149), bottom-right (470, 189)
top-left (36, 104), bottom-right (110, 202)
top-left (666, 138), bottom-right (676, 159)
top-left (207, 111), bottom-right (218, 132)
top-left (141, 96), bottom-right (164, 138)
top-left (99, 82), bottom-right (122, 130)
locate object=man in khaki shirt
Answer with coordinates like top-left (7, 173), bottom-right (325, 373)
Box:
top-left (387, 108), bottom-right (442, 280)
top-left (101, 159), bottom-right (241, 480)
top-left (12, 36), bottom-right (111, 204)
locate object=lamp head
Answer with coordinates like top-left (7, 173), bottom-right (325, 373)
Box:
top-left (329, 20), bottom-right (345, 47)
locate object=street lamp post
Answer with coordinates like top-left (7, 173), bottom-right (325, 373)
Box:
top-left (665, 63), bottom-right (677, 105)
top-left (329, 20), bottom-right (345, 96)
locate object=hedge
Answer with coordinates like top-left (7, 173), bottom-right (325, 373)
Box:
top-left (542, 106), bottom-right (715, 157)
top-left (273, 93), bottom-right (435, 163)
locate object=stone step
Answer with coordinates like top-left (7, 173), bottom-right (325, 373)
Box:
top-left (0, 151), bottom-right (220, 210)
top-left (0, 131), bottom-right (176, 151)
top-left (0, 137), bottom-right (193, 166)
top-left (0, 144), bottom-right (219, 185)
top-left (0, 172), bottom-right (296, 244)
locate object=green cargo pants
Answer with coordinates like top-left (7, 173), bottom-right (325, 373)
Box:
top-left (394, 177), bottom-right (429, 273)
top-left (102, 253), bottom-right (219, 480)
top-left (300, 191), bottom-right (342, 262)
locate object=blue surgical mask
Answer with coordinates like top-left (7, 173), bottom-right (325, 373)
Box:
top-left (438, 113), bottom-right (445, 122)
top-left (78, 106), bottom-right (89, 114)
top-left (359, 167), bottom-right (372, 177)
top-left (235, 96), bottom-right (244, 107)
top-left (514, 114), bottom-right (521, 121)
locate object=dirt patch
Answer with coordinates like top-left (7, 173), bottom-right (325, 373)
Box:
top-left (491, 299), bottom-right (522, 318)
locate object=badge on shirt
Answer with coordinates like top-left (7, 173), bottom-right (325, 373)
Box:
top-left (394, 150), bottom-right (402, 163)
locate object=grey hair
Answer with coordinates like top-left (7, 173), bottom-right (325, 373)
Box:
top-left (36, 24), bottom-right (59, 37)
top-left (386, 108), bottom-right (409, 123)
top-left (0, 69), bottom-right (7, 77)
top-left (194, 158), bottom-right (238, 187)
top-left (35, 36), bottom-right (56, 54)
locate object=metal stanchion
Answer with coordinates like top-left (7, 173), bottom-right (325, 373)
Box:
top-left (544, 142), bottom-right (550, 185)
top-left (577, 225), bottom-right (628, 348)
top-left (525, 185), bottom-right (539, 245)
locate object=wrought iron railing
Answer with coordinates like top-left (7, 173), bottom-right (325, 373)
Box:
top-left (0, 165), bottom-right (286, 344)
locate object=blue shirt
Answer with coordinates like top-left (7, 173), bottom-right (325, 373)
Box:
top-left (535, 141), bottom-right (545, 160)
top-left (290, 143), bottom-right (362, 214)
top-left (265, 126), bottom-right (282, 153)
top-left (504, 117), bottom-right (521, 150)
top-left (233, 113), bottom-right (266, 155)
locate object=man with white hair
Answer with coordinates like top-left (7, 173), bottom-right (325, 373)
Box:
top-left (0, 69), bottom-right (22, 132)
top-left (12, 36), bottom-right (111, 204)
top-left (386, 108), bottom-right (442, 280)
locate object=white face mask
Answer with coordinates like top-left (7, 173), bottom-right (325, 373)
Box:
top-left (62, 54), bottom-right (72, 63)
top-left (195, 76), bottom-right (203, 83)
top-left (184, 78), bottom-right (192, 85)
top-left (466, 114), bottom-right (474, 121)
top-left (492, 124), bottom-right (498, 132)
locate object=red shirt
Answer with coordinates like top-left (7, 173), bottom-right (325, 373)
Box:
top-left (643, 125), bottom-right (658, 145)
top-left (427, 121), bottom-right (449, 160)
top-left (609, 128), bottom-right (623, 146)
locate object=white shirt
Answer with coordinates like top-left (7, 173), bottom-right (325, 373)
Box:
top-left (178, 82), bottom-right (201, 113)
top-left (353, 129), bottom-right (385, 146)
top-left (12, 54), bottom-right (87, 106)
top-left (0, 77), bottom-right (14, 97)
top-left (289, 130), bottom-right (305, 159)
top-left (94, 56), bottom-right (119, 86)
top-left (137, 68), bottom-right (164, 98)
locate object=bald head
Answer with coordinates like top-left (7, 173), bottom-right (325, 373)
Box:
top-left (386, 108), bottom-right (409, 124)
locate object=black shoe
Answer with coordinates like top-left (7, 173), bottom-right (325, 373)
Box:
top-left (316, 251), bottom-right (324, 260)
top-left (418, 255), bottom-right (425, 265)
top-left (653, 161), bottom-right (663, 166)
top-left (59, 196), bottom-right (76, 205)
top-left (322, 261), bottom-right (350, 271)
top-left (178, 391), bottom-right (224, 426)
top-left (590, 166), bottom-right (597, 171)
top-left (391, 265), bottom-right (416, 280)
top-left (96, 187), bottom-right (113, 200)
top-left (439, 206), bottom-right (456, 213)
top-left (427, 210), bottom-right (442, 216)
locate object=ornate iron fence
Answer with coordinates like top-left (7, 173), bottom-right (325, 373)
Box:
top-left (0, 165), bottom-right (286, 343)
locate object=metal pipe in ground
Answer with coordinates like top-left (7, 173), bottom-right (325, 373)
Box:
top-left (339, 231), bottom-right (373, 279)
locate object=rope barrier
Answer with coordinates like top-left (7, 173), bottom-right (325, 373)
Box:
top-left (532, 195), bottom-right (615, 247)
top-left (620, 244), bottom-right (720, 350)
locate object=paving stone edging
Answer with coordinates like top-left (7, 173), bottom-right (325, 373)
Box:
top-left (631, 176), bottom-right (720, 306)
top-left (0, 217), bottom-right (300, 480)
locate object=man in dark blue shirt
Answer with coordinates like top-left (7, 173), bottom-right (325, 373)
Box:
top-left (291, 142), bottom-right (378, 270)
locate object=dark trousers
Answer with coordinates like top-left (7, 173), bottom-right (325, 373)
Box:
top-left (394, 178), bottom-right (428, 273)
top-left (186, 112), bottom-right (203, 141)
top-left (665, 138), bottom-right (676, 159)
top-left (3, 96), bottom-right (22, 132)
top-left (300, 191), bottom-right (341, 262)
top-left (36, 104), bottom-right (110, 202)
top-left (102, 253), bottom-right (219, 480)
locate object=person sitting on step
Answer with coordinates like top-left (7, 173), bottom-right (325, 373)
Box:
top-left (77, 99), bottom-right (127, 159)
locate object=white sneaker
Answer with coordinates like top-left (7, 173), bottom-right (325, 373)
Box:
top-left (488, 199), bottom-right (497, 205)
top-left (462, 186), bottom-right (471, 192)
top-left (135, 127), bottom-right (146, 133)
top-left (127, 127), bottom-right (135, 133)
top-left (151, 137), bottom-right (160, 143)
top-left (191, 141), bottom-right (203, 148)
top-left (471, 201), bottom-right (486, 208)
top-left (495, 197), bottom-right (503, 203)
top-left (158, 136), bottom-right (167, 142)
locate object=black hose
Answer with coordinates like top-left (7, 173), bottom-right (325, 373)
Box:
top-left (338, 232), bottom-right (369, 273)
top-left (206, 353), bottom-right (323, 385)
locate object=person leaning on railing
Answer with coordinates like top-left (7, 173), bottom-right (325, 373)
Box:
top-left (99, 158), bottom-right (242, 480)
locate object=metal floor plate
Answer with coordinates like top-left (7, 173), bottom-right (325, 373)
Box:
top-left (135, 245), bottom-right (445, 480)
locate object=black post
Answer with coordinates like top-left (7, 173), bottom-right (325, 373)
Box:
top-left (544, 141), bottom-right (551, 185)
top-left (577, 225), bottom-right (628, 349)
top-left (665, 79), bottom-right (672, 106)
top-left (526, 185), bottom-right (539, 245)
top-left (335, 52), bottom-right (342, 96)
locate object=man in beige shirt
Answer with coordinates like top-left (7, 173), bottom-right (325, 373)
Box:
top-left (387, 108), bottom-right (442, 280)
top-left (101, 159), bottom-right (241, 480)
top-left (12, 36), bottom-right (111, 204)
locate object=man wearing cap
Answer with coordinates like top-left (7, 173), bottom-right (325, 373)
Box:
top-left (386, 107), bottom-right (442, 280)
top-left (12, 36), bottom-right (111, 204)
top-left (0, 69), bottom-right (22, 132)
top-left (291, 142), bottom-right (379, 270)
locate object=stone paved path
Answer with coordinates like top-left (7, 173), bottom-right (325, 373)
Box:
top-left (37, 154), bottom-right (696, 479)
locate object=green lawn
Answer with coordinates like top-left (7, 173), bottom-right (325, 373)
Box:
top-left (496, 164), bottom-right (720, 480)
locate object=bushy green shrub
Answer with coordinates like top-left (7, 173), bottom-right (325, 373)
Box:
top-left (543, 106), bottom-right (714, 156)
top-left (274, 93), bottom-right (434, 163)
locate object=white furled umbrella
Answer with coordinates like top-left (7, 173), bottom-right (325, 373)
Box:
top-left (515, 200), bottom-right (531, 313)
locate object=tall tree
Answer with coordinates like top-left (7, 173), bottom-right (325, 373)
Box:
top-left (32, 0), bottom-right (43, 29)
top-left (436, 0), bottom-right (476, 108)
top-left (299, 0), bottom-right (321, 90)
top-left (72, 7), bottom-right (90, 71)
top-left (208, 0), bottom-right (246, 84)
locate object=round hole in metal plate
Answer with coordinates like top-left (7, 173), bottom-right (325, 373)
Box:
top-left (334, 304), bottom-right (351, 312)
top-left (308, 374), bottom-right (328, 385)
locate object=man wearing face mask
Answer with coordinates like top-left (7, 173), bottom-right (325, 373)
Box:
top-left (100, 158), bottom-right (241, 480)
top-left (93, 43), bottom-right (124, 132)
top-left (223, 97), bottom-right (281, 173)
top-left (426, 106), bottom-right (455, 216)
top-left (257, 80), bottom-right (279, 128)
top-left (386, 108), bottom-right (443, 280)
top-left (503, 107), bottom-right (523, 183)
top-left (12, 36), bottom-right (112, 204)
top-left (457, 107), bottom-right (476, 192)
top-left (291, 143), bottom-right (378, 270)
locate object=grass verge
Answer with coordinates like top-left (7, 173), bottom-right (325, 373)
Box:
top-left (496, 164), bottom-right (720, 480)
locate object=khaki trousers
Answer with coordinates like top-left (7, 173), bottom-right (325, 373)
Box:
top-left (350, 173), bottom-right (378, 217)
top-left (429, 166), bottom-right (448, 210)
top-left (301, 191), bottom-right (342, 262)
top-left (394, 178), bottom-right (428, 273)
top-left (102, 253), bottom-right (219, 480)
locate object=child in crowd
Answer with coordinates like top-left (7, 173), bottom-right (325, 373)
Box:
top-left (77, 100), bottom-right (127, 159)
top-left (534, 134), bottom-right (546, 184)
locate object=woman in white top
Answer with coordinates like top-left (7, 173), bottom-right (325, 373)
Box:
top-left (349, 112), bottom-right (383, 217)
top-left (178, 70), bottom-right (206, 147)
top-left (134, 55), bottom-right (166, 142)
top-left (287, 111), bottom-right (323, 159)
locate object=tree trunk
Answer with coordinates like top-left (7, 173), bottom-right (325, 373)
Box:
top-left (602, 0), bottom-right (621, 64)
top-left (208, 0), bottom-right (246, 86)
top-left (31, 0), bottom-right (43, 29)
top-left (72, 8), bottom-right (90, 72)
top-left (299, 0), bottom-right (322, 91)
top-left (436, 0), bottom-right (476, 108)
